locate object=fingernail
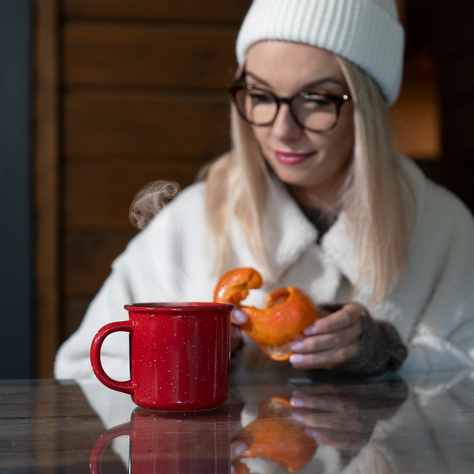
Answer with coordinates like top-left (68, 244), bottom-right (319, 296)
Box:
top-left (289, 340), bottom-right (304, 351)
top-left (290, 397), bottom-right (304, 408)
top-left (232, 308), bottom-right (248, 324)
top-left (291, 412), bottom-right (305, 423)
top-left (305, 428), bottom-right (318, 440)
top-left (303, 324), bottom-right (318, 336)
top-left (289, 353), bottom-right (305, 365)
top-left (232, 441), bottom-right (248, 457)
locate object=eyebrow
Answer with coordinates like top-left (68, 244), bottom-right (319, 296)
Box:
top-left (244, 71), bottom-right (345, 90)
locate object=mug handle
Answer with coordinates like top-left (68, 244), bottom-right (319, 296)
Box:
top-left (90, 320), bottom-right (134, 395)
top-left (89, 422), bottom-right (132, 474)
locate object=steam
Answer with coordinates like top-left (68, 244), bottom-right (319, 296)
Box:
top-left (129, 180), bottom-right (181, 230)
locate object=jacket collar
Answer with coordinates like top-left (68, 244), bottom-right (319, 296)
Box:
top-left (260, 178), bottom-right (317, 280)
top-left (241, 155), bottom-right (424, 292)
top-left (261, 177), bottom-right (361, 286)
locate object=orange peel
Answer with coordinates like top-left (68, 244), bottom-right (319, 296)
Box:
top-left (213, 267), bottom-right (263, 306)
top-left (214, 267), bottom-right (318, 361)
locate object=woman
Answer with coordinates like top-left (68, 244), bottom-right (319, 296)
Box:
top-left (54, 0), bottom-right (474, 379)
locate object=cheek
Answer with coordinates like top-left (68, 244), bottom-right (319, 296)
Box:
top-left (333, 127), bottom-right (354, 157)
top-left (338, 107), bottom-right (355, 145)
top-left (250, 127), bottom-right (275, 166)
top-left (251, 127), bottom-right (267, 151)
top-left (325, 113), bottom-right (354, 156)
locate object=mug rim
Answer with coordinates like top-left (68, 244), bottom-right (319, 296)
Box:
top-left (124, 302), bottom-right (235, 312)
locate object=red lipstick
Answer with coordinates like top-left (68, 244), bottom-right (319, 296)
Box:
top-left (274, 150), bottom-right (315, 165)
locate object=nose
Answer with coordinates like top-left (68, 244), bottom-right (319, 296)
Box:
top-left (270, 103), bottom-right (304, 141)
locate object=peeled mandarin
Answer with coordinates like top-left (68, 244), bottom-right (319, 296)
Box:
top-left (213, 268), bottom-right (318, 361)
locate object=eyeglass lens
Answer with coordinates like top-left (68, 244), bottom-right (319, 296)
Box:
top-left (234, 87), bottom-right (340, 132)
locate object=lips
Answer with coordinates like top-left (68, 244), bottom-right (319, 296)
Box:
top-left (274, 150), bottom-right (315, 165)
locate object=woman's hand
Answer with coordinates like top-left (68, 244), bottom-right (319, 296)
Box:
top-left (231, 308), bottom-right (248, 353)
top-left (288, 385), bottom-right (376, 451)
top-left (289, 303), bottom-right (363, 370)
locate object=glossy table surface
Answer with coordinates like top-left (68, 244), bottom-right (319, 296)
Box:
top-left (1, 369), bottom-right (474, 473)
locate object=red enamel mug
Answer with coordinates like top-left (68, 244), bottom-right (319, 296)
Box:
top-left (90, 302), bottom-right (234, 411)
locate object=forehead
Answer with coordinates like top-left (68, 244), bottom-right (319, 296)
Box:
top-left (245, 40), bottom-right (346, 92)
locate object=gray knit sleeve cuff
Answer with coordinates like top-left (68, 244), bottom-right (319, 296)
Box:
top-left (322, 304), bottom-right (408, 375)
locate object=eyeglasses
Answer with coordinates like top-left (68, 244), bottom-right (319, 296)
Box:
top-left (229, 83), bottom-right (352, 133)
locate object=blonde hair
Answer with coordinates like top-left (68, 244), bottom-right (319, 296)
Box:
top-left (336, 56), bottom-right (415, 302)
top-left (202, 105), bottom-right (274, 277)
top-left (202, 56), bottom-right (415, 304)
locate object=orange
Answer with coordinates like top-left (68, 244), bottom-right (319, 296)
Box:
top-left (213, 267), bottom-right (318, 361)
top-left (213, 267), bottom-right (263, 306)
top-left (240, 396), bottom-right (318, 472)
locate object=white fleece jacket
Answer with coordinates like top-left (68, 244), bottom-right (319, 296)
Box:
top-left (54, 157), bottom-right (474, 380)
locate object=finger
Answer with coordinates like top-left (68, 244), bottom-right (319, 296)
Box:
top-left (309, 303), bottom-right (362, 334)
top-left (231, 308), bottom-right (248, 326)
top-left (309, 427), bottom-right (367, 451)
top-left (315, 305), bottom-right (332, 319)
top-left (300, 306), bottom-right (331, 337)
top-left (231, 325), bottom-right (243, 339)
top-left (231, 325), bottom-right (244, 353)
top-left (230, 440), bottom-right (248, 459)
top-left (291, 410), bottom-right (362, 432)
top-left (290, 393), bottom-right (357, 412)
top-left (289, 343), bottom-right (358, 369)
top-left (291, 324), bottom-right (361, 354)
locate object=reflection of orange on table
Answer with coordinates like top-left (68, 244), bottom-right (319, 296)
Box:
top-left (214, 267), bottom-right (318, 361)
top-left (240, 396), bottom-right (318, 472)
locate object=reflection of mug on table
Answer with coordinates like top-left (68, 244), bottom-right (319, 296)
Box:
top-left (90, 407), bottom-right (232, 473)
top-left (90, 302), bottom-right (234, 411)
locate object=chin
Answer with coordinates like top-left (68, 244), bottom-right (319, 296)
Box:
top-left (277, 175), bottom-right (312, 192)
top-left (272, 168), bottom-right (315, 188)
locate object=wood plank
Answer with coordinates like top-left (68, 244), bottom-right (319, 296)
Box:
top-left (63, 91), bottom-right (231, 157)
top-left (33, 0), bottom-right (60, 378)
top-left (63, 229), bottom-right (136, 297)
top-left (63, 160), bottom-right (204, 228)
top-left (63, 24), bottom-right (239, 88)
top-left (62, 0), bottom-right (251, 23)
top-left (62, 297), bottom-right (94, 340)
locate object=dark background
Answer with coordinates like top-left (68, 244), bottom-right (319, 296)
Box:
top-left (0, 0), bottom-right (33, 378)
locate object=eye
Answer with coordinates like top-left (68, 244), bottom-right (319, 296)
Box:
top-left (246, 86), bottom-right (274, 104)
top-left (299, 93), bottom-right (333, 109)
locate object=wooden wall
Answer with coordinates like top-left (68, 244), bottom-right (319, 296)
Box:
top-left (34, 0), bottom-right (252, 377)
top-left (34, 0), bottom-right (445, 377)
top-left (61, 1), bottom-right (250, 337)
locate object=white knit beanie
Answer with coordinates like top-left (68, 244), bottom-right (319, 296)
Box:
top-left (236, 0), bottom-right (405, 105)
